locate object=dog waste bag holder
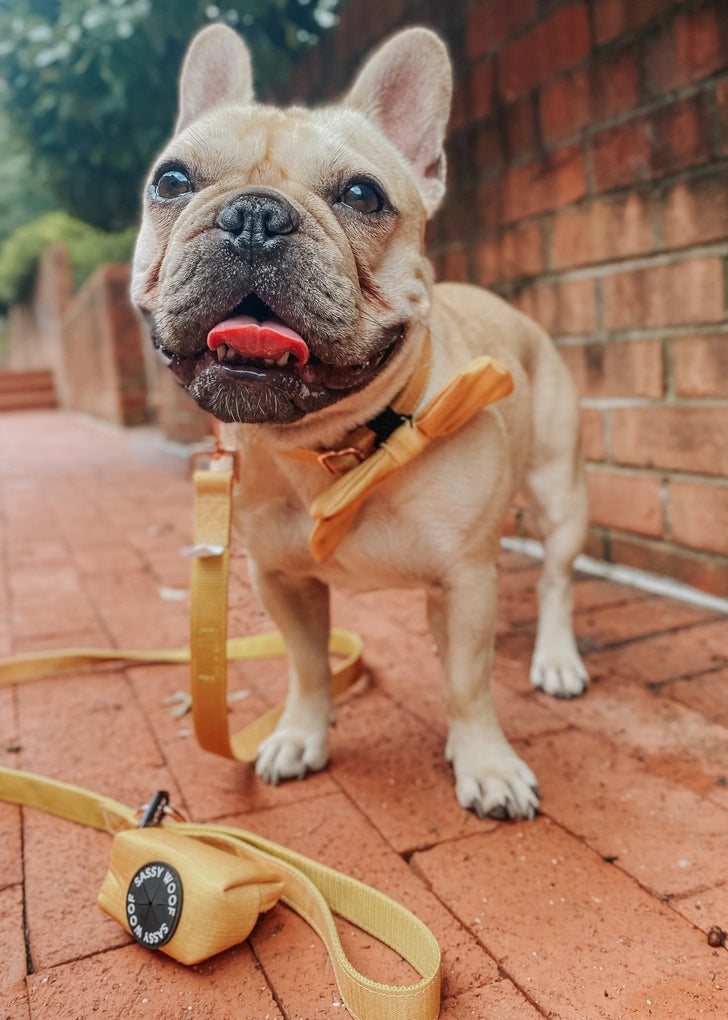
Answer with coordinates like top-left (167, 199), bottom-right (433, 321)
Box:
top-left (126, 860), bottom-right (183, 950)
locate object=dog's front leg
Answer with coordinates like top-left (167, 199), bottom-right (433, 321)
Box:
top-left (249, 564), bottom-right (333, 784)
top-left (428, 564), bottom-right (540, 820)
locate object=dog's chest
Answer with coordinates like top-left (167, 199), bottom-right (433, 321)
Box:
top-left (231, 422), bottom-right (510, 590)
top-left (233, 463), bottom-right (430, 589)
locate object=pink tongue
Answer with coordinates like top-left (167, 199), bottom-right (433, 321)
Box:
top-left (207, 315), bottom-right (309, 365)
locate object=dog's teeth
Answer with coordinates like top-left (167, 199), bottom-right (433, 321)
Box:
top-left (225, 347), bottom-right (238, 361)
top-left (275, 353), bottom-right (290, 367)
top-left (216, 344), bottom-right (228, 361)
top-left (264, 358), bottom-right (275, 367)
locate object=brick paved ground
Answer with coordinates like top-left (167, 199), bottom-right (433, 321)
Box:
top-left (1, 411), bottom-right (727, 1019)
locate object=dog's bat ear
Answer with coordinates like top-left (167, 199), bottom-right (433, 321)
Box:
top-left (345, 28), bottom-right (452, 216)
top-left (175, 24), bottom-right (254, 134)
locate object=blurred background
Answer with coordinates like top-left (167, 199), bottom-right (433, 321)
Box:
top-left (1, 0), bottom-right (728, 601)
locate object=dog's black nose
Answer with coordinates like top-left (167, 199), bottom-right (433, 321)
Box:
top-left (216, 191), bottom-right (299, 247)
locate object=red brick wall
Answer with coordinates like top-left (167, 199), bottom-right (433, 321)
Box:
top-left (284, 0), bottom-right (728, 596)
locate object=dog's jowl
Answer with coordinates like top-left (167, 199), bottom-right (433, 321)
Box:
top-left (132, 25), bottom-right (589, 820)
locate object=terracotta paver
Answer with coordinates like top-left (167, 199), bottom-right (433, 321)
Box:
top-left (1, 410), bottom-right (728, 1019)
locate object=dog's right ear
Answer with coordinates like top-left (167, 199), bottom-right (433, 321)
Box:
top-left (175, 24), bottom-right (254, 134)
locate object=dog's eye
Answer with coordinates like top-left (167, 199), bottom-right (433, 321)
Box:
top-left (339, 181), bottom-right (384, 215)
top-left (153, 167), bottom-right (193, 201)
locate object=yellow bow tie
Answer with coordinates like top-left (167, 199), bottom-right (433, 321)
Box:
top-left (302, 355), bottom-right (513, 562)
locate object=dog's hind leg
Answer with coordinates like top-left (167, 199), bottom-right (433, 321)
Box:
top-left (249, 565), bottom-right (334, 783)
top-left (525, 436), bottom-right (590, 699)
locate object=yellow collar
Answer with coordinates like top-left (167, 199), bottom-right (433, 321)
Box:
top-left (282, 332), bottom-right (433, 476)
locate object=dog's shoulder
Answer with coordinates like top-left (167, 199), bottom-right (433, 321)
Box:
top-left (431, 280), bottom-right (551, 369)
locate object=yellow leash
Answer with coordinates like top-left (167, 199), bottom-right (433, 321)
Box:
top-left (0, 454), bottom-right (441, 1019)
top-left (0, 766), bottom-right (441, 1019)
top-left (186, 457), bottom-right (362, 761)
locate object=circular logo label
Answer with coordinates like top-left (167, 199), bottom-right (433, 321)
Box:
top-left (126, 860), bottom-right (183, 950)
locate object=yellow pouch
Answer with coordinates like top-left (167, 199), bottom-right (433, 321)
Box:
top-left (98, 827), bottom-right (285, 965)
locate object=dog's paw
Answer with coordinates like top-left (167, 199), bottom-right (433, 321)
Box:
top-left (255, 727), bottom-right (329, 785)
top-left (448, 735), bottom-right (540, 820)
top-left (530, 645), bottom-right (589, 699)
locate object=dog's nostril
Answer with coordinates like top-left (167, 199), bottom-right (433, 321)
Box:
top-left (217, 192), bottom-right (299, 241)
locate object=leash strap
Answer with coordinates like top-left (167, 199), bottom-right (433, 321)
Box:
top-left (0, 766), bottom-right (441, 1020)
top-left (187, 458), bottom-right (361, 761)
top-left (0, 456), bottom-right (362, 760)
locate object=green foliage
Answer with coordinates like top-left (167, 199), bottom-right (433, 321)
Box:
top-left (0, 210), bottom-right (137, 306)
top-left (0, 0), bottom-right (341, 232)
top-left (0, 109), bottom-right (55, 250)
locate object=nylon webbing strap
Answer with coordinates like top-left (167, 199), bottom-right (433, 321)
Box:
top-left (0, 766), bottom-right (441, 1020)
top-left (0, 459), bottom-right (363, 760)
top-left (188, 459), bottom-right (363, 761)
top-left (189, 462), bottom-right (235, 758)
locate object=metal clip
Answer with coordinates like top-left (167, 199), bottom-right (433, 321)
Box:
top-left (190, 448), bottom-right (237, 477)
top-left (181, 543), bottom-right (226, 558)
top-left (317, 446), bottom-right (367, 477)
top-left (136, 791), bottom-right (186, 828)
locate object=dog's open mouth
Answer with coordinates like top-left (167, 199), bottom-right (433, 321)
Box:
top-left (158, 296), bottom-right (404, 424)
top-left (208, 313), bottom-right (311, 372)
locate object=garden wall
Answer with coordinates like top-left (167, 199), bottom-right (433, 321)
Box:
top-left (283, 0), bottom-right (728, 596)
top-left (6, 251), bottom-right (211, 439)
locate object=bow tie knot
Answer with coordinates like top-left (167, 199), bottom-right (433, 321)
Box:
top-left (306, 355), bottom-right (513, 562)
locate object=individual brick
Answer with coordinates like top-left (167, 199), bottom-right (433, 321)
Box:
top-left (502, 144), bottom-right (586, 221)
top-left (475, 222), bottom-right (543, 285)
top-left (673, 334), bottom-right (728, 397)
top-left (602, 257), bottom-right (724, 331)
top-left (559, 339), bottom-right (664, 399)
top-left (662, 171), bottom-right (728, 248)
top-left (669, 480), bottom-right (728, 556)
top-left (586, 469), bottom-right (663, 537)
top-left (539, 67), bottom-right (590, 143)
top-left (611, 406), bottom-right (728, 475)
top-left (549, 192), bottom-right (653, 269)
top-left (511, 277), bottom-right (596, 336)
top-left (525, 727), bottom-right (728, 897)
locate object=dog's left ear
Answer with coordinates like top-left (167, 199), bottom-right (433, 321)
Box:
top-left (175, 24), bottom-right (254, 134)
top-left (346, 28), bottom-right (452, 216)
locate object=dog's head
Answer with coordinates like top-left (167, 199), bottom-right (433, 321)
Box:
top-left (132, 25), bottom-right (451, 426)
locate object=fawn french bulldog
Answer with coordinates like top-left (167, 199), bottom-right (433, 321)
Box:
top-left (132, 25), bottom-right (589, 819)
